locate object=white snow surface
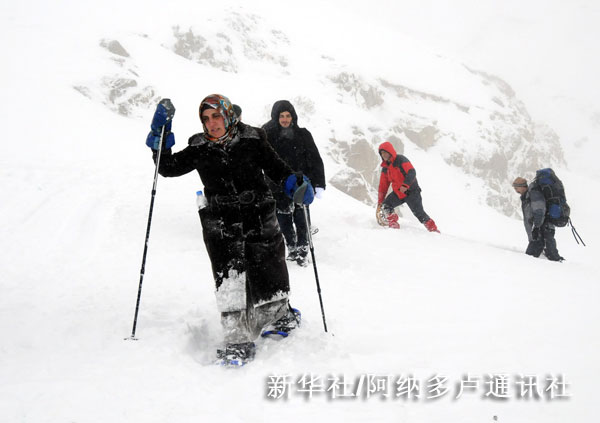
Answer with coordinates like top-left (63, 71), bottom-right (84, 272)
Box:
top-left (1, 1), bottom-right (599, 422)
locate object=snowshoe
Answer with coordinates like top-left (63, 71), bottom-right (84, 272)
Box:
top-left (261, 307), bottom-right (301, 338)
top-left (216, 341), bottom-right (256, 367)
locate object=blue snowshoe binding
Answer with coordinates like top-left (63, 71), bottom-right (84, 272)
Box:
top-left (216, 341), bottom-right (256, 367)
top-left (261, 307), bottom-right (301, 338)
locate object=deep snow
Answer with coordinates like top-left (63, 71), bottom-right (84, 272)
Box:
top-left (1, 1), bottom-right (599, 422)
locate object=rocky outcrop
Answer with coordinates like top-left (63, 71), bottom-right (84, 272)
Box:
top-left (326, 66), bottom-right (566, 215)
top-left (73, 38), bottom-right (159, 118)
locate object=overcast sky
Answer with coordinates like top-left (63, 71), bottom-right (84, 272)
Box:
top-left (256, 0), bottom-right (599, 125)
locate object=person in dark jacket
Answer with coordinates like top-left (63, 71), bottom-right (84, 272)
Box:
top-left (145, 94), bottom-right (314, 365)
top-left (376, 142), bottom-right (439, 232)
top-left (512, 177), bottom-right (563, 261)
top-left (262, 100), bottom-right (326, 266)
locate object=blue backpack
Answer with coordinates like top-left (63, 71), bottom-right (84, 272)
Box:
top-left (532, 168), bottom-right (570, 227)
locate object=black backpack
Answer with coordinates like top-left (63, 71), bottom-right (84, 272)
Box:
top-left (532, 168), bottom-right (570, 227)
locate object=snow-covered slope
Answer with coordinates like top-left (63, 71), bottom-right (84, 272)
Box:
top-left (1, 1), bottom-right (599, 422)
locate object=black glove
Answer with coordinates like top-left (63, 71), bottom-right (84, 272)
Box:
top-left (531, 227), bottom-right (540, 241)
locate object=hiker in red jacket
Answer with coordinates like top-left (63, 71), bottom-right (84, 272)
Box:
top-left (376, 142), bottom-right (439, 232)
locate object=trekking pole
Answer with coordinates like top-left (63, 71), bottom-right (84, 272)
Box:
top-left (302, 204), bottom-right (328, 333)
top-left (292, 179), bottom-right (328, 332)
top-left (569, 219), bottom-right (586, 246)
top-left (126, 99), bottom-right (175, 340)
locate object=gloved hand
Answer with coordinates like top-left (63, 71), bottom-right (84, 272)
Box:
top-left (146, 131), bottom-right (175, 150)
top-left (146, 98), bottom-right (176, 150)
top-left (284, 172), bottom-right (303, 197)
top-left (531, 226), bottom-right (540, 241)
top-left (284, 172), bottom-right (314, 205)
top-left (315, 187), bottom-right (325, 199)
top-left (151, 98), bottom-right (175, 132)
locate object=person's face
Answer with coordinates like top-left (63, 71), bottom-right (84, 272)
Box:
top-left (201, 108), bottom-right (226, 138)
top-left (279, 111), bottom-right (292, 128)
top-left (514, 186), bottom-right (527, 195)
top-left (380, 151), bottom-right (392, 162)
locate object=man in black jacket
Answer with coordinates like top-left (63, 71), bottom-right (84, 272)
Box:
top-left (263, 100), bottom-right (326, 266)
top-left (512, 177), bottom-right (563, 261)
top-left (145, 94), bottom-right (314, 365)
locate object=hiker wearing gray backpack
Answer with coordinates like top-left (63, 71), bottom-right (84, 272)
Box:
top-left (512, 176), bottom-right (564, 262)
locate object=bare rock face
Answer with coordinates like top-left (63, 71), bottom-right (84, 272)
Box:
top-left (328, 128), bottom-right (388, 206)
top-left (102, 77), bottom-right (156, 117)
top-left (170, 12), bottom-right (289, 74)
top-left (327, 67), bottom-right (565, 217)
top-left (404, 126), bottom-right (437, 150)
top-left (73, 38), bottom-right (160, 118)
top-left (328, 72), bottom-right (385, 109)
top-left (329, 167), bottom-right (374, 205)
top-left (74, 11), bottom-right (292, 118)
top-left (172, 26), bottom-right (237, 72)
top-left (100, 39), bottom-right (130, 58)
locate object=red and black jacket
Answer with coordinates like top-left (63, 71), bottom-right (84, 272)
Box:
top-left (377, 142), bottom-right (418, 203)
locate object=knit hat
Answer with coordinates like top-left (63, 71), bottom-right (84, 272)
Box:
top-left (512, 177), bottom-right (528, 188)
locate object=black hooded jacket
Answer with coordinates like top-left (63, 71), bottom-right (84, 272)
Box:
top-left (155, 122), bottom-right (292, 199)
top-left (262, 100), bottom-right (326, 192)
top-left (152, 122), bottom-right (294, 304)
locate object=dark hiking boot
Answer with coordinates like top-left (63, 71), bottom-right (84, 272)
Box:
top-left (296, 246), bottom-right (309, 267)
top-left (261, 307), bottom-right (301, 338)
top-left (216, 341), bottom-right (256, 367)
top-left (286, 247), bottom-right (298, 262)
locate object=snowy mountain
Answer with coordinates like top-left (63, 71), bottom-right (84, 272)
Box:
top-left (1, 1), bottom-right (599, 423)
top-left (74, 12), bottom-right (566, 217)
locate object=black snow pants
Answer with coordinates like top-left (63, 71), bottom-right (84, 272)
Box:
top-left (199, 196), bottom-right (290, 343)
top-left (382, 189), bottom-right (430, 223)
top-left (276, 204), bottom-right (309, 252)
top-left (525, 223), bottom-right (562, 261)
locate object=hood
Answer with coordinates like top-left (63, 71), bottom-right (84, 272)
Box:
top-left (270, 100), bottom-right (298, 126)
top-left (378, 141), bottom-right (398, 163)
